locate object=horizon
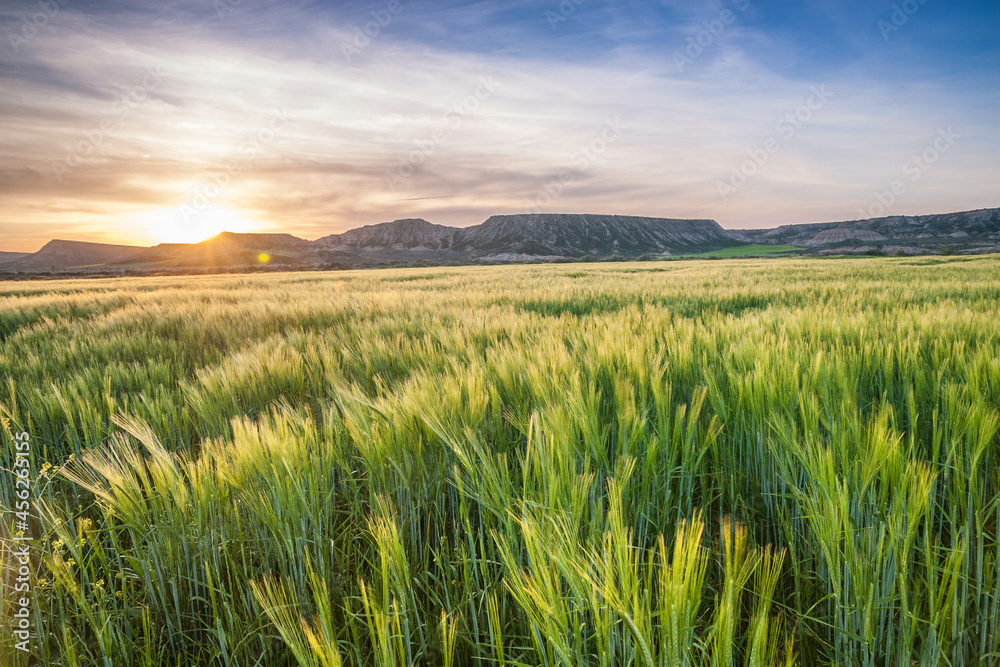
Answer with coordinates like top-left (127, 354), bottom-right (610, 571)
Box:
top-left (2, 1), bottom-right (999, 252)
top-left (14, 205), bottom-right (1000, 253)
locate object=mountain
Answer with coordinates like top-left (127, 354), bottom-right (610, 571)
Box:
top-left (317, 219), bottom-right (456, 250)
top-left (195, 232), bottom-right (312, 252)
top-left (0, 233), bottom-right (315, 272)
top-left (3, 208), bottom-right (997, 274)
top-left (454, 214), bottom-right (731, 258)
top-left (733, 208), bottom-right (1000, 254)
top-left (158, 232), bottom-right (314, 267)
top-left (4, 240), bottom-right (148, 271)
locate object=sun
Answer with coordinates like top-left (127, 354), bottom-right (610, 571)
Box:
top-left (137, 205), bottom-right (260, 245)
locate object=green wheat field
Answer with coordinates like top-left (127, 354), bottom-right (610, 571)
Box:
top-left (2, 257), bottom-right (1000, 666)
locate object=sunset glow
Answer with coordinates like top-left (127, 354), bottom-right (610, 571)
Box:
top-left (135, 206), bottom-right (259, 245)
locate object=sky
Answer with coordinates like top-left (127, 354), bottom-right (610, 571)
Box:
top-left (1, 0), bottom-right (998, 251)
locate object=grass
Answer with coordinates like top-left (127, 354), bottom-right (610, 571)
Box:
top-left (1, 256), bottom-right (999, 665)
top-left (676, 244), bottom-right (804, 258)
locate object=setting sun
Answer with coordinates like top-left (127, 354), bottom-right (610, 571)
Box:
top-left (136, 206), bottom-right (260, 245)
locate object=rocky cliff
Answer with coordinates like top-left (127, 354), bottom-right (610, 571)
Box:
top-left (453, 214), bottom-right (731, 258)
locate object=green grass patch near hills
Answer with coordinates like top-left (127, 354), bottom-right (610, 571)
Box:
top-left (676, 243), bottom-right (805, 258)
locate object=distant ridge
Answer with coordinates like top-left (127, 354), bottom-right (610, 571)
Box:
top-left (196, 232), bottom-right (312, 252)
top-left (5, 239), bottom-right (148, 271)
top-left (317, 219), bottom-right (455, 250)
top-left (0, 251), bottom-right (28, 263)
top-left (732, 208), bottom-right (1000, 255)
top-left (2, 208), bottom-right (998, 274)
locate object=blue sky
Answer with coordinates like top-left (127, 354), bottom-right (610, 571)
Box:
top-left (1, 0), bottom-right (998, 249)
